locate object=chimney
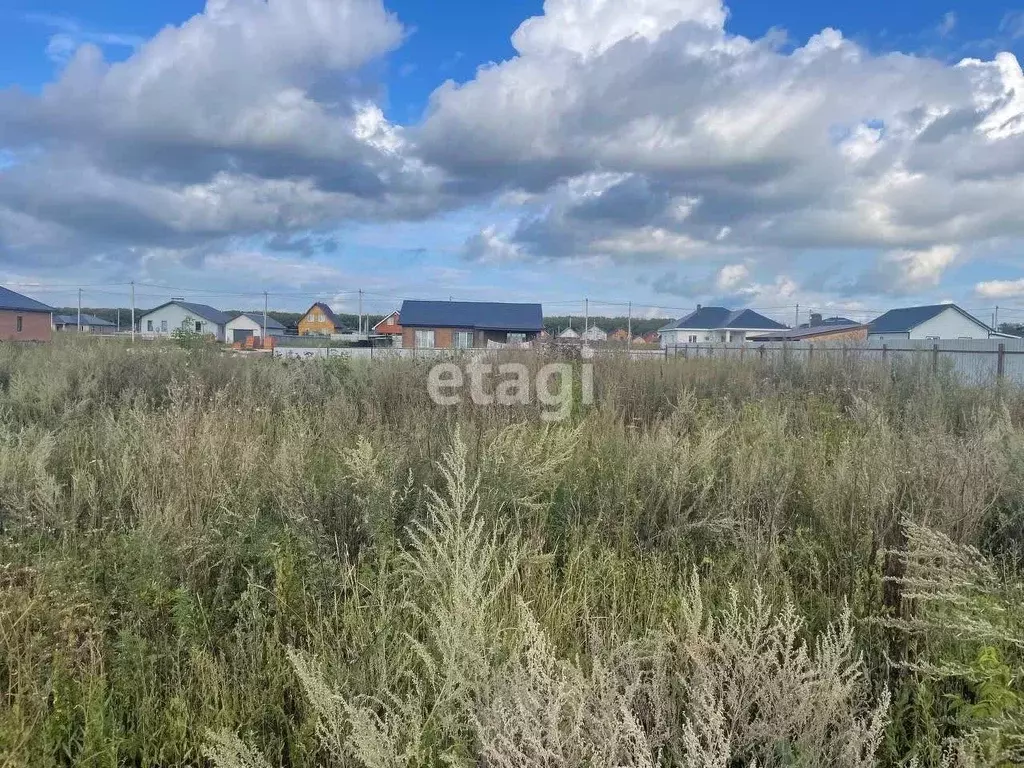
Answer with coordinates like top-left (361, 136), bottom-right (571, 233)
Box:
top-left (810, 312), bottom-right (823, 327)
top-left (696, 304), bottom-right (702, 310)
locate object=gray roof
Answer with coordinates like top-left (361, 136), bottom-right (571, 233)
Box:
top-left (869, 304), bottom-right (992, 334)
top-left (749, 323), bottom-right (865, 341)
top-left (233, 312), bottom-right (285, 330)
top-left (140, 301), bottom-right (232, 326)
top-left (664, 306), bottom-right (788, 331)
top-left (0, 286), bottom-right (52, 313)
top-left (400, 300), bottom-right (544, 332)
top-left (54, 313), bottom-right (114, 327)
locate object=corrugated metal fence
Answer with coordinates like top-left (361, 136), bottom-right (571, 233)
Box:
top-left (634, 338), bottom-right (1024, 385)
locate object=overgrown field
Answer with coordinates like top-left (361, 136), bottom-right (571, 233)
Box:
top-left (1, 340), bottom-right (1022, 767)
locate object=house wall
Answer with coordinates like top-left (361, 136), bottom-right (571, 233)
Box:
top-left (298, 307), bottom-right (337, 336)
top-left (909, 308), bottom-right (991, 340)
top-left (226, 315), bottom-right (284, 340)
top-left (139, 305), bottom-right (225, 341)
top-left (401, 327), bottom-right (537, 348)
top-left (374, 312), bottom-right (402, 336)
top-left (807, 327), bottom-right (868, 343)
top-left (0, 310), bottom-right (51, 342)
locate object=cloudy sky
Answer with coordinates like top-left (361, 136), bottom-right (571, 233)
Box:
top-left (2, 0), bottom-right (1024, 322)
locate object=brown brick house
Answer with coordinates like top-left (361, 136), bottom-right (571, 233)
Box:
top-left (398, 300), bottom-right (544, 349)
top-left (0, 286), bottom-right (53, 342)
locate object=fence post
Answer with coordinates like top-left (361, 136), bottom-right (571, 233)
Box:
top-left (882, 344), bottom-right (888, 363)
top-left (759, 345), bottom-right (766, 362)
top-left (808, 342), bottom-right (814, 362)
top-left (932, 343), bottom-right (939, 374)
top-left (998, 343), bottom-right (1006, 379)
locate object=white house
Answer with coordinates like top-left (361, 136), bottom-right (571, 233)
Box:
top-left (138, 301), bottom-right (231, 341)
top-left (225, 312), bottom-right (286, 343)
top-left (53, 313), bottom-right (116, 334)
top-left (581, 326), bottom-right (608, 342)
top-left (558, 327), bottom-right (580, 339)
top-left (868, 304), bottom-right (999, 341)
top-left (660, 306), bottom-right (789, 347)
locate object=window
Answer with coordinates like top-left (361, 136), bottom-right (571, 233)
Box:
top-left (195, 321), bottom-right (202, 333)
top-left (688, 335), bottom-right (698, 343)
top-left (508, 333), bottom-right (526, 344)
top-left (147, 320), bottom-right (153, 332)
top-left (454, 331), bottom-right (473, 349)
top-left (16, 316), bottom-right (23, 333)
top-left (414, 329), bottom-right (435, 348)
top-left (160, 320), bottom-right (168, 332)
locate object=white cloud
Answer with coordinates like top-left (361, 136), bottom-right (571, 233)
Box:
top-left (938, 12), bottom-right (957, 38)
top-left (716, 263), bottom-right (749, 291)
top-left (975, 278), bottom-right (1024, 299)
top-left (887, 245), bottom-right (960, 287)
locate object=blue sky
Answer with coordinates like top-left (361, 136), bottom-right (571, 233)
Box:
top-left (2, 0), bottom-right (1024, 322)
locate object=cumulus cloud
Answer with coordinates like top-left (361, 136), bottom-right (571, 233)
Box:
top-left (976, 279), bottom-right (1024, 299)
top-left (420, 0), bottom-right (1024, 294)
top-left (0, 0), bottom-right (440, 270)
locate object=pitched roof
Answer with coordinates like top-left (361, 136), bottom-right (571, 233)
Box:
top-left (139, 301), bottom-right (231, 326)
top-left (232, 312), bottom-right (285, 329)
top-left (664, 306), bottom-right (788, 331)
top-left (54, 313), bottom-right (114, 327)
top-left (399, 300), bottom-right (544, 332)
top-left (0, 286), bottom-right (53, 313)
top-left (868, 304), bottom-right (992, 334)
top-left (305, 302), bottom-right (340, 326)
top-left (372, 311), bottom-right (400, 330)
top-left (749, 323), bottom-right (866, 341)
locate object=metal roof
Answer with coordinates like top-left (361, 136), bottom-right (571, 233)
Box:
top-left (0, 286), bottom-right (53, 313)
top-left (139, 301), bottom-right (232, 326)
top-left (54, 313), bottom-right (114, 327)
top-left (749, 323), bottom-right (865, 341)
top-left (868, 304), bottom-right (992, 334)
top-left (664, 306), bottom-right (788, 331)
top-left (400, 300), bottom-right (544, 331)
top-left (232, 312), bottom-right (285, 329)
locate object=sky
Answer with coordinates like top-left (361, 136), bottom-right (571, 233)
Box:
top-left (2, 0), bottom-right (1024, 323)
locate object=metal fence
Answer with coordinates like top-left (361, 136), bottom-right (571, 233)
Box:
top-left (635, 338), bottom-right (1024, 385)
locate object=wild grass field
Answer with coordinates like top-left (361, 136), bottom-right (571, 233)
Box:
top-left (0, 339), bottom-right (1022, 767)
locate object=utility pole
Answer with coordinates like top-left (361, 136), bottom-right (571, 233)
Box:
top-left (130, 282), bottom-right (135, 343)
top-left (117, 306), bottom-right (120, 333)
top-left (78, 288), bottom-right (82, 332)
top-left (263, 291), bottom-right (269, 342)
top-left (794, 303), bottom-right (800, 329)
top-left (627, 300), bottom-right (632, 348)
top-left (584, 298), bottom-right (589, 335)
top-left (995, 306), bottom-right (1000, 331)
top-left (358, 289), bottom-right (363, 335)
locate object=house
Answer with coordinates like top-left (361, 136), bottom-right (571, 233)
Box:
top-left (398, 300), bottom-right (544, 349)
top-left (53, 313), bottom-right (116, 334)
top-left (642, 331), bottom-right (661, 345)
top-left (138, 300), bottom-right (231, 341)
top-left (558, 327), bottom-right (580, 339)
top-left (632, 335), bottom-right (648, 345)
top-left (298, 302), bottom-right (341, 336)
top-left (225, 312), bottom-right (286, 343)
top-left (581, 326), bottom-right (608, 342)
top-left (609, 329), bottom-right (631, 343)
top-left (0, 286), bottom-right (53, 342)
top-left (660, 306), bottom-right (788, 347)
top-left (868, 304), bottom-right (999, 341)
top-left (750, 314), bottom-right (867, 343)
top-left (372, 311), bottom-right (403, 346)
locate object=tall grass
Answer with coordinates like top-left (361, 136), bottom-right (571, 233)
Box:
top-left (0, 337), bottom-right (1022, 766)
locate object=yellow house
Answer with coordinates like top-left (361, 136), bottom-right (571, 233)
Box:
top-left (298, 302), bottom-right (340, 336)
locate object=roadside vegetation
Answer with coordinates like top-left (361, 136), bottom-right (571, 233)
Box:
top-left (0, 338), bottom-right (1022, 767)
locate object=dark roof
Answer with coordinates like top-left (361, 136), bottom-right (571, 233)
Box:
top-left (664, 306), bottom-right (788, 331)
top-left (750, 323), bottom-right (865, 341)
top-left (399, 300), bottom-right (544, 332)
top-left (306, 302), bottom-right (340, 326)
top-left (868, 304), bottom-right (992, 334)
top-left (801, 316), bottom-right (856, 328)
top-left (0, 286), bottom-right (52, 313)
top-left (232, 312), bottom-right (285, 330)
top-left (54, 313), bottom-right (114, 327)
top-left (139, 301), bottom-right (232, 326)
